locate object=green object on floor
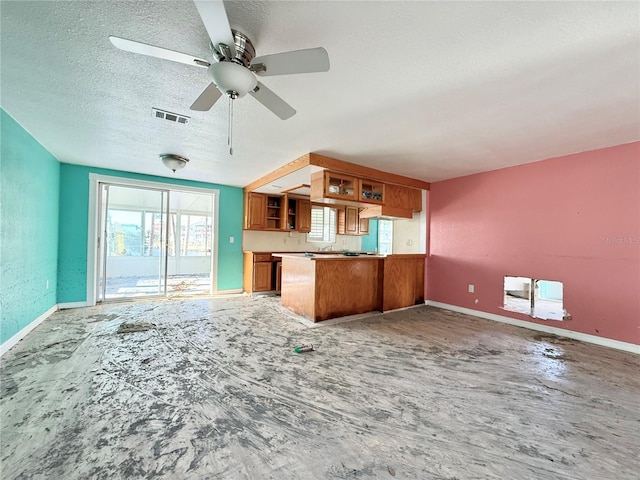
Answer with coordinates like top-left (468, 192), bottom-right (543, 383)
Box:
top-left (294, 344), bottom-right (314, 353)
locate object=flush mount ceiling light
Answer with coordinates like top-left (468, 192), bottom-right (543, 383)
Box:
top-left (159, 153), bottom-right (189, 172)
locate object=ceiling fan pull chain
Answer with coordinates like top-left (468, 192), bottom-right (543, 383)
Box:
top-left (229, 96), bottom-right (234, 156)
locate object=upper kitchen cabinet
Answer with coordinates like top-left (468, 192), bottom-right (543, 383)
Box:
top-left (359, 184), bottom-right (422, 219)
top-left (284, 197), bottom-right (312, 233)
top-left (358, 179), bottom-right (385, 204)
top-left (297, 199), bottom-right (312, 233)
top-left (244, 192), bottom-right (286, 230)
top-left (312, 170), bottom-right (390, 207)
top-left (245, 192), bottom-right (267, 230)
top-left (311, 171), bottom-right (358, 203)
top-left (244, 193), bottom-right (311, 232)
top-left (266, 195), bottom-right (285, 229)
top-left (338, 206), bottom-right (369, 235)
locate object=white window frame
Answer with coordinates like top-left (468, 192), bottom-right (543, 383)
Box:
top-left (378, 219), bottom-right (393, 254)
top-left (307, 206), bottom-right (337, 243)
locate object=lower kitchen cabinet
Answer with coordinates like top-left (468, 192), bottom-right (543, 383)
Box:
top-left (243, 252), bottom-right (275, 293)
top-left (253, 262), bottom-right (273, 291)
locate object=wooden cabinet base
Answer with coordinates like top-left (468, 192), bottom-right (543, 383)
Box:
top-left (281, 256), bottom-right (382, 322)
top-left (279, 254), bottom-right (425, 322)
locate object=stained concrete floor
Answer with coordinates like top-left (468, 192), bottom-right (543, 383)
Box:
top-left (1, 296), bottom-right (638, 479)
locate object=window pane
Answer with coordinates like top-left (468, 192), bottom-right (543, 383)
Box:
top-left (107, 209), bottom-right (142, 256)
top-left (307, 206), bottom-right (337, 243)
top-left (378, 219), bottom-right (393, 254)
top-left (181, 215), bottom-right (211, 256)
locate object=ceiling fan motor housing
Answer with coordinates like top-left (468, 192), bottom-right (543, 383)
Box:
top-left (208, 30), bottom-right (258, 98)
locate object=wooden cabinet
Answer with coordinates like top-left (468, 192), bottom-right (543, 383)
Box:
top-left (283, 197), bottom-right (311, 233)
top-left (253, 262), bottom-right (273, 291)
top-left (338, 206), bottom-right (370, 236)
top-left (359, 184), bottom-right (422, 220)
top-left (243, 252), bottom-right (275, 293)
top-left (266, 195), bottom-right (285, 229)
top-left (245, 192), bottom-right (267, 229)
top-left (358, 215), bottom-right (369, 235)
top-left (384, 184), bottom-right (422, 211)
top-left (345, 206), bottom-right (358, 235)
top-left (244, 194), bottom-right (312, 232)
top-left (382, 255), bottom-right (425, 311)
top-left (297, 199), bottom-right (311, 233)
top-left (358, 179), bottom-right (385, 204)
top-left (285, 197), bottom-right (297, 230)
top-left (311, 171), bottom-right (358, 203)
top-left (244, 192), bottom-right (286, 230)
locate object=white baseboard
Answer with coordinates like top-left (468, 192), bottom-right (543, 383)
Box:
top-left (425, 301), bottom-right (640, 355)
top-left (214, 289), bottom-right (244, 295)
top-left (57, 301), bottom-right (88, 309)
top-left (0, 304), bottom-right (58, 357)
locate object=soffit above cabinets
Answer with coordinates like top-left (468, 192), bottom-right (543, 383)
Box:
top-left (252, 165), bottom-right (322, 195)
top-left (245, 153), bottom-right (430, 196)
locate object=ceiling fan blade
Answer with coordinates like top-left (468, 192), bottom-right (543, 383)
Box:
top-left (193, 0), bottom-right (236, 58)
top-left (109, 36), bottom-right (210, 67)
top-left (190, 83), bottom-right (223, 111)
top-left (251, 47), bottom-right (330, 76)
top-left (249, 82), bottom-right (296, 120)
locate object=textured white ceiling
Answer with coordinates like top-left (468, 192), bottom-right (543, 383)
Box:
top-left (2, 1), bottom-right (638, 187)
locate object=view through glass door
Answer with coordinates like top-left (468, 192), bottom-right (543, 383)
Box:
top-left (97, 183), bottom-right (214, 301)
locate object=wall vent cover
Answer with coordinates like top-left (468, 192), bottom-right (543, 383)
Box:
top-left (152, 108), bottom-right (190, 125)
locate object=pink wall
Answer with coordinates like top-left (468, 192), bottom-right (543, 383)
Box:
top-left (427, 142), bottom-right (639, 344)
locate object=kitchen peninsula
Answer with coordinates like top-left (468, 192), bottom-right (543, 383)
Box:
top-left (275, 253), bottom-right (425, 322)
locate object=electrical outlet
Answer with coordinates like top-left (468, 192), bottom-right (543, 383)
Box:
top-left (407, 239), bottom-right (413, 246)
top-left (468, 284), bottom-right (474, 293)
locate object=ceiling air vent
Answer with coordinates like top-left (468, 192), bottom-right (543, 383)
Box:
top-left (152, 108), bottom-right (190, 125)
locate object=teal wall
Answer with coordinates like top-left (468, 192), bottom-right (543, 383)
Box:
top-left (361, 219), bottom-right (378, 252)
top-left (58, 164), bottom-right (244, 303)
top-left (1, 110), bottom-right (60, 344)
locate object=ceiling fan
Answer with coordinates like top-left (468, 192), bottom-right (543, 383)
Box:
top-left (110, 0), bottom-right (330, 120)
top-left (109, 0), bottom-right (330, 153)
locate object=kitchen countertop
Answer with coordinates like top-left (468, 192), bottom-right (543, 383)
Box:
top-left (273, 252), bottom-right (386, 260)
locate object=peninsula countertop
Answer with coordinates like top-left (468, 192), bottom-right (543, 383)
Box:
top-left (273, 252), bottom-right (387, 261)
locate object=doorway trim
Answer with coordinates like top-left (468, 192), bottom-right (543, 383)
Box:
top-left (87, 174), bottom-right (220, 306)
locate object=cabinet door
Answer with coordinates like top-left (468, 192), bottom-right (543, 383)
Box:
top-left (385, 184), bottom-right (422, 211)
top-left (324, 172), bottom-right (358, 201)
top-left (245, 192), bottom-right (267, 229)
top-left (297, 199), bottom-right (311, 233)
top-left (345, 206), bottom-right (358, 235)
top-left (358, 179), bottom-right (385, 204)
top-left (253, 262), bottom-right (273, 291)
top-left (358, 216), bottom-right (369, 235)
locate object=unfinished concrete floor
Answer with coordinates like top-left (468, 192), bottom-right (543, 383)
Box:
top-left (1, 296), bottom-right (638, 479)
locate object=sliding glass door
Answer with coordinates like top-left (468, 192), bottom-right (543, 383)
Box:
top-left (97, 183), bottom-right (170, 301)
top-left (165, 190), bottom-right (214, 296)
top-left (96, 182), bottom-right (215, 301)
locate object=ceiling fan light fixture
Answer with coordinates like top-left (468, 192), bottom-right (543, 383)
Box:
top-left (159, 153), bottom-right (189, 172)
top-left (208, 62), bottom-right (256, 98)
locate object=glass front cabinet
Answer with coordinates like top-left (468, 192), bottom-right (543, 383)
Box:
top-left (358, 179), bottom-right (385, 204)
